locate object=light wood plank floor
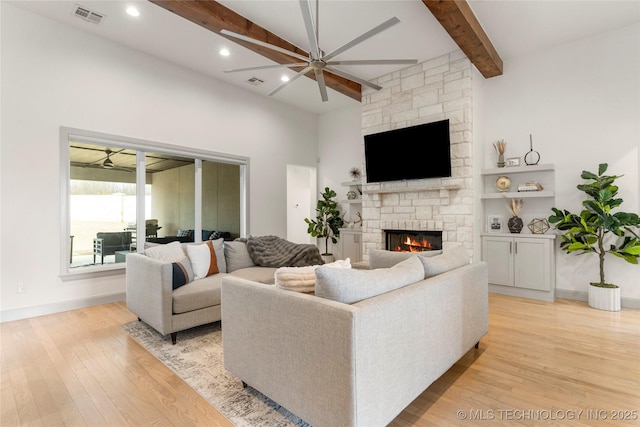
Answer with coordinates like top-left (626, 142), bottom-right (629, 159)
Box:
top-left (1, 294), bottom-right (639, 426)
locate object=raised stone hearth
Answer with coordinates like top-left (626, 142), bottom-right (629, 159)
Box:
top-left (360, 51), bottom-right (474, 257)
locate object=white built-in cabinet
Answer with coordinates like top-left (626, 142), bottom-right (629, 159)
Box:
top-left (339, 181), bottom-right (363, 262)
top-left (481, 234), bottom-right (556, 301)
top-left (339, 228), bottom-right (362, 263)
top-left (480, 164), bottom-right (557, 301)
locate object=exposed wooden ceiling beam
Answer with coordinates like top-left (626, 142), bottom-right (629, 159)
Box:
top-left (149, 0), bottom-right (362, 102)
top-left (422, 0), bottom-right (503, 78)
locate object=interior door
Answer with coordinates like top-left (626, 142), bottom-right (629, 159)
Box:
top-left (286, 165), bottom-right (316, 244)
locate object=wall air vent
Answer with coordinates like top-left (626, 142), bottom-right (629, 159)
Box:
top-left (247, 77), bottom-right (264, 86)
top-left (72, 4), bottom-right (106, 24)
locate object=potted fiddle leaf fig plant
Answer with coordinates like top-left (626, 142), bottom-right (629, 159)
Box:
top-left (305, 187), bottom-right (344, 262)
top-left (548, 163), bottom-right (640, 311)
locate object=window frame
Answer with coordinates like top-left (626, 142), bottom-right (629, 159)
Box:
top-left (59, 126), bottom-right (249, 280)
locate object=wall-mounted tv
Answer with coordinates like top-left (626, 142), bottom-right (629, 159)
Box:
top-left (364, 119), bottom-right (451, 183)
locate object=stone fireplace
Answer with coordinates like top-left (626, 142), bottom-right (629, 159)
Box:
top-left (360, 51), bottom-right (474, 257)
top-left (385, 230), bottom-right (442, 252)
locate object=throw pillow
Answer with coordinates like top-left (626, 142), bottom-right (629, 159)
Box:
top-left (368, 248), bottom-right (443, 269)
top-left (419, 243), bottom-right (470, 278)
top-left (172, 257), bottom-right (194, 290)
top-left (315, 256), bottom-right (424, 304)
top-left (275, 258), bottom-right (352, 293)
top-left (144, 241), bottom-right (186, 263)
top-left (186, 241), bottom-right (220, 280)
top-left (224, 240), bottom-right (255, 272)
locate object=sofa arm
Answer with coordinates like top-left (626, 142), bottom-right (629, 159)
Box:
top-left (126, 253), bottom-right (174, 335)
top-left (221, 276), bottom-right (360, 427)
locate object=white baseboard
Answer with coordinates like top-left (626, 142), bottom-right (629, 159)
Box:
top-left (0, 292), bottom-right (126, 323)
top-left (555, 289), bottom-right (640, 310)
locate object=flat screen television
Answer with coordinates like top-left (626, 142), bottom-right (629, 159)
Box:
top-left (364, 119), bottom-right (451, 183)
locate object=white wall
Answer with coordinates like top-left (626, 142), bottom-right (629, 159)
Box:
top-left (480, 23), bottom-right (640, 299)
top-left (317, 105), bottom-right (362, 254)
top-left (0, 4), bottom-right (318, 320)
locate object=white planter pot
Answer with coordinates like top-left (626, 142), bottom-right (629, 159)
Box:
top-left (321, 254), bottom-right (335, 264)
top-left (588, 284), bottom-right (620, 311)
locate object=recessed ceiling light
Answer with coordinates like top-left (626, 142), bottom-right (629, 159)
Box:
top-left (219, 48), bottom-right (230, 57)
top-left (126, 6), bottom-right (140, 17)
top-left (281, 75), bottom-right (290, 82)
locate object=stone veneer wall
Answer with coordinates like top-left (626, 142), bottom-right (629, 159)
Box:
top-left (360, 51), bottom-right (474, 257)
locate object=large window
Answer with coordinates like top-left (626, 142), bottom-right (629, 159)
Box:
top-left (61, 128), bottom-right (248, 277)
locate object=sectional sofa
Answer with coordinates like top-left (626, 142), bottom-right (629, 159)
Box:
top-left (126, 239), bottom-right (280, 344)
top-left (221, 245), bottom-right (489, 426)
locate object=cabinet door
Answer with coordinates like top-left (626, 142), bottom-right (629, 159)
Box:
top-left (514, 239), bottom-right (550, 291)
top-left (482, 236), bottom-right (514, 287)
top-left (340, 231), bottom-right (362, 262)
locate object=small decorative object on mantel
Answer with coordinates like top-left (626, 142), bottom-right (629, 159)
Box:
top-left (524, 134), bottom-right (540, 165)
top-left (527, 218), bottom-right (550, 234)
top-left (493, 139), bottom-right (507, 168)
top-left (346, 190), bottom-right (357, 200)
top-left (494, 175), bottom-right (511, 192)
top-left (518, 181), bottom-right (544, 192)
top-left (507, 198), bottom-right (524, 233)
top-left (349, 167), bottom-right (361, 181)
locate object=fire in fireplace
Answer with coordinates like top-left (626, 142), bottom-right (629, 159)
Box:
top-left (385, 230), bottom-right (443, 252)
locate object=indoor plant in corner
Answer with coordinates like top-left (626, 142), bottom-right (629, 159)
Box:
top-left (549, 163), bottom-right (640, 311)
top-left (305, 187), bottom-right (344, 263)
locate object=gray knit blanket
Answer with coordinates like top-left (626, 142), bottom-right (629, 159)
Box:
top-left (245, 235), bottom-right (323, 267)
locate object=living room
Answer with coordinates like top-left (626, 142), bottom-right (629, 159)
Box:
top-left (1, 0), bottom-right (639, 425)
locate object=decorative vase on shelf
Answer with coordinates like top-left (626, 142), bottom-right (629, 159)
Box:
top-left (508, 216), bottom-right (524, 233)
top-left (497, 153), bottom-right (505, 168)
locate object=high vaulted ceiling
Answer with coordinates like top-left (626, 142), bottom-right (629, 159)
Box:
top-left (9, 1), bottom-right (640, 114)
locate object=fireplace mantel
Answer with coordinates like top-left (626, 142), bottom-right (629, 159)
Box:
top-left (363, 181), bottom-right (464, 195)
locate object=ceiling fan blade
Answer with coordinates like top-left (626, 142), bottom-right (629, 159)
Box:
top-left (224, 63), bottom-right (308, 73)
top-left (323, 17), bottom-right (401, 62)
top-left (327, 59), bottom-right (418, 66)
top-left (268, 66), bottom-right (311, 96)
top-left (325, 66), bottom-right (382, 91)
top-left (314, 69), bottom-right (329, 102)
top-left (299, 0), bottom-right (321, 59)
top-left (221, 29), bottom-right (310, 62)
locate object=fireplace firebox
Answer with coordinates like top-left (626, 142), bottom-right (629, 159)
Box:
top-left (385, 230), bottom-right (442, 252)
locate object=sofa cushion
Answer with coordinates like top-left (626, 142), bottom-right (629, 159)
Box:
top-left (171, 257), bottom-right (194, 290)
top-left (224, 241), bottom-right (256, 272)
top-left (172, 273), bottom-right (223, 314)
top-left (228, 266), bottom-right (278, 285)
top-left (368, 248), bottom-right (443, 269)
top-left (315, 256), bottom-right (424, 304)
top-left (186, 240), bottom-right (220, 279)
top-left (419, 243), bottom-right (470, 278)
top-left (275, 258), bottom-right (351, 293)
top-left (144, 241), bottom-right (185, 263)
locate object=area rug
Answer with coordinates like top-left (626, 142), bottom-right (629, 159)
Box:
top-left (122, 321), bottom-right (310, 427)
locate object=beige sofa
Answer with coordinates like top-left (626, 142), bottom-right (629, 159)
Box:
top-left (126, 240), bottom-right (278, 344)
top-left (221, 246), bottom-right (488, 427)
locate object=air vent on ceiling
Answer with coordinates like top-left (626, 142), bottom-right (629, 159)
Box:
top-left (247, 77), bottom-right (264, 86)
top-left (72, 4), bottom-right (106, 24)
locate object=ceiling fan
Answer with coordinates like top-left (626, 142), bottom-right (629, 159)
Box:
top-left (102, 148), bottom-right (116, 169)
top-left (222, 0), bottom-right (417, 102)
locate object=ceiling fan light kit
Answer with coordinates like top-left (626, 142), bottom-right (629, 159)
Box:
top-left (102, 149), bottom-right (115, 169)
top-left (223, 0), bottom-right (417, 102)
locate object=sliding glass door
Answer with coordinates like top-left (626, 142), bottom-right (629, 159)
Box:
top-left (61, 128), bottom-right (248, 276)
